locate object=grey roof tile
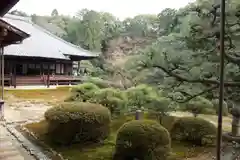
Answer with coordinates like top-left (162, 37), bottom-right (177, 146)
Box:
top-left (3, 14), bottom-right (98, 60)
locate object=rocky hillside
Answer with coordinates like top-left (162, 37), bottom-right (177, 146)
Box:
top-left (105, 36), bottom-right (154, 60)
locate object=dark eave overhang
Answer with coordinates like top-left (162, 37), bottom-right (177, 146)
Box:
top-left (0, 0), bottom-right (20, 17)
top-left (0, 19), bottom-right (30, 46)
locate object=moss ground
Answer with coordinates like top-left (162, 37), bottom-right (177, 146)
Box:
top-left (5, 87), bottom-right (71, 103)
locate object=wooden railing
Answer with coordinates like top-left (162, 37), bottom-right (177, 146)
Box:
top-left (2, 75), bottom-right (82, 87)
top-left (15, 75), bottom-right (44, 86)
top-left (49, 75), bottom-right (82, 85)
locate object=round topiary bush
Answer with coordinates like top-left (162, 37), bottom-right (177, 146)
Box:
top-left (171, 117), bottom-right (217, 146)
top-left (212, 99), bottom-right (228, 116)
top-left (114, 120), bottom-right (171, 160)
top-left (44, 102), bottom-right (111, 145)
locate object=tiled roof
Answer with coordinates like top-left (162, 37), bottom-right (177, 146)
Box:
top-left (3, 14), bottom-right (98, 60)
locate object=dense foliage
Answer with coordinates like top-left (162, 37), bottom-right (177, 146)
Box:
top-left (93, 88), bottom-right (127, 115)
top-left (134, 0), bottom-right (240, 103)
top-left (66, 83), bottom-right (99, 102)
top-left (44, 102), bottom-right (111, 145)
top-left (114, 120), bottom-right (171, 160)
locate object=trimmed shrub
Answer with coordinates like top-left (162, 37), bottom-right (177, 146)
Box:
top-left (114, 120), bottom-right (171, 160)
top-left (44, 102), bottom-right (111, 145)
top-left (66, 83), bottom-right (99, 102)
top-left (185, 96), bottom-right (214, 117)
top-left (148, 97), bottom-right (175, 115)
top-left (92, 88), bottom-right (127, 115)
top-left (84, 77), bottom-right (123, 89)
top-left (171, 117), bottom-right (217, 146)
top-left (125, 84), bottom-right (159, 110)
top-left (212, 99), bottom-right (228, 116)
top-left (88, 77), bottom-right (112, 88)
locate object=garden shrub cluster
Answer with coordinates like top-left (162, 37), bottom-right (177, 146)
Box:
top-left (114, 120), bottom-right (171, 160)
top-left (66, 83), bottom-right (173, 116)
top-left (53, 82), bottom-right (219, 157)
top-left (44, 102), bottom-right (111, 145)
top-left (171, 117), bottom-right (217, 146)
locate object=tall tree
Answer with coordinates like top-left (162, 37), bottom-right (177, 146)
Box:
top-left (51, 9), bottom-right (59, 17)
top-left (157, 8), bottom-right (177, 35)
top-left (9, 10), bottom-right (28, 16)
top-left (138, 0), bottom-right (240, 102)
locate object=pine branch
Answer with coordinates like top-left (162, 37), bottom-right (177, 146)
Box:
top-left (174, 85), bottom-right (219, 103)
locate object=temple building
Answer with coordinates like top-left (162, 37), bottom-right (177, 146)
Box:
top-left (1, 14), bottom-right (97, 87)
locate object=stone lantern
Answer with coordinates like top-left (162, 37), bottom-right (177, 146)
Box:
top-left (230, 107), bottom-right (240, 137)
top-left (223, 107), bottom-right (240, 143)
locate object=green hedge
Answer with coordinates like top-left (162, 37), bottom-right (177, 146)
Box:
top-left (114, 120), bottom-right (171, 160)
top-left (44, 102), bottom-right (111, 145)
top-left (171, 117), bottom-right (217, 146)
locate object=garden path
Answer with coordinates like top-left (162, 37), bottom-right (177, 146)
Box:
top-left (0, 96), bottom-right (52, 160)
top-left (0, 123), bottom-right (35, 160)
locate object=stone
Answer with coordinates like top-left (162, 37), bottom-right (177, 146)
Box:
top-left (232, 116), bottom-right (240, 137)
top-left (135, 110), bottom-right (142, 120)
top-left (0, 125), bottom-right (34, 160)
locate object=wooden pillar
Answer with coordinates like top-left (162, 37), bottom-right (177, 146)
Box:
top-left (9, 60), bottom-right (13, 87)
top-left (40, 63), bottom-right (43, 75)
top-left (47, 63), bottom-right (50, 88)
top-left (54, 63), bottom-right (56, 74)
top-left (13, 62), bottom-right (16, 88)
top-left (77, 61), bottom-right (81, 76)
